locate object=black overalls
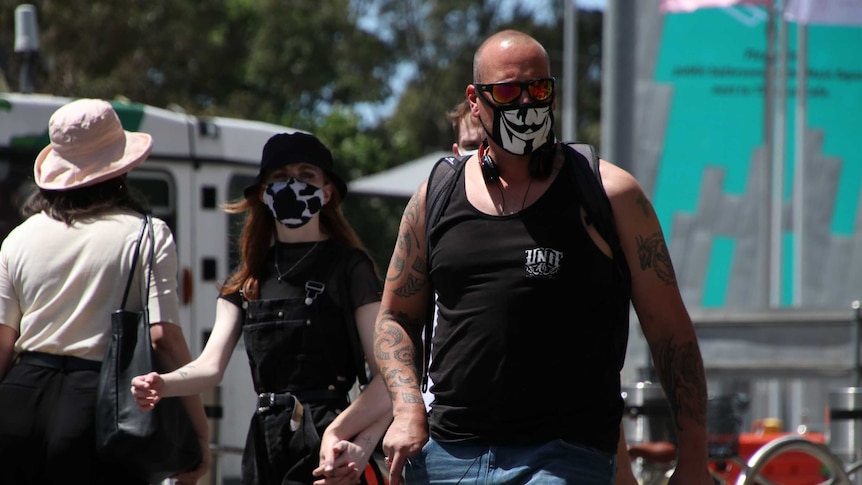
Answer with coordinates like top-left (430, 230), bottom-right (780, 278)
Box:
top-left (239, 244), bottom-right (364, 485)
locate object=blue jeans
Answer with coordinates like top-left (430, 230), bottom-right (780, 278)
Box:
top-left (405, 438), bottom-right (616, 484)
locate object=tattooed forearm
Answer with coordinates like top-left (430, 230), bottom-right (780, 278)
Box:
top-left (375, 316), bottom-right (404, 361)
top-left (375, 311), bottom-right (422, 403)
top-left (654, 337), bottom-right (707, 430)
top-left (177, 364), bottom-right (195, 378)
top-left (401, 393), bottom-right (424, 404)
top-left (636, 231), bottom-right (677, 285)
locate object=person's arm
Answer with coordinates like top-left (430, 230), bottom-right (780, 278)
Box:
top-left (149, 321), bottom-right (212, 485)
top-left (316, 301), bottom-right (394, 483)
top-left (133, 298), bottom-right (243, 403)
top-left (0, 324), bottom-right (17, 381)
top-left (615, 422), bottom-right (638, 485)
top-left (374, 184), bottom-right (435, 485)
top-left (600, 160), bottom-right (711, 485)
top-left (314, 380), bottom-right (393, 485)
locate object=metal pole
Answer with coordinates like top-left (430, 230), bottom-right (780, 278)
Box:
top-left (600, 0), bottom-right (635, 171)
top-left (792, 22), bottom-right (808, 306)
top-left (14, 4), bottom-right (39, 94)
top-left (563, 0), bottom-right (578, 142)
top-left (758, 0), bottom-right (775, 308)
top-left (769, 0), bottom-right (788, 308)
top-left (854, 300), bottom-right (861, 387)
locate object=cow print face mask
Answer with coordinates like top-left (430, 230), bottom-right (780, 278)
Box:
top-left (263, 178), bottom-right (324, 228)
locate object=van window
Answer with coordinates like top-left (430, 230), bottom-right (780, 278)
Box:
top-left (0, 154), bottom-right (37, 243)
top-left (127, 170), bottom-right (177, 236)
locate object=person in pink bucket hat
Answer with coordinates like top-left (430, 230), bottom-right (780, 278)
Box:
top-left (0, 98), bottom-right (210, 485)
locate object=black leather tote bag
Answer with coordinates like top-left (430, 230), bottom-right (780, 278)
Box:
top-left (95, 214), bottom-right (202, 483)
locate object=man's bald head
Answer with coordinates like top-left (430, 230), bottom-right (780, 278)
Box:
top-left (473, 30), bottom-right (549, 83)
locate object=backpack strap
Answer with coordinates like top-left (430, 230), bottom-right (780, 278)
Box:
top-left (421, 154), bottom-right (468, 392)
top-left (564, 142), bottom-right (632, 299)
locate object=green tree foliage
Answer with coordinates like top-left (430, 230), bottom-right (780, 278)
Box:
top-left (380, 0), bottom-right (604, 161)
top-left (0, 0), bottom-right (603, 272)
top-left (0, 1), bottom-right (397, 124)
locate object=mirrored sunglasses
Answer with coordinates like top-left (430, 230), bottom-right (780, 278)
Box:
top-left (475, 78), bottom-right (555, 105)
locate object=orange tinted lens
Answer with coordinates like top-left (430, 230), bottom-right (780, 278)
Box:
top-left (528, 80), bottom-right (553, 101)
top-left (491, 84), bottom-right (521, 104)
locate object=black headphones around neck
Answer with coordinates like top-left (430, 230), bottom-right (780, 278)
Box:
top-left (479, 142), bottom-right (555, 185)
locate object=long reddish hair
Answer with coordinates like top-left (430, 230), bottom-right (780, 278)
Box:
top-left (219, 179), bottom-right (377, 299)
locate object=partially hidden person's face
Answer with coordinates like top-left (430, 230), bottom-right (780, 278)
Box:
top-left (261, 162), bottom-right (330, 228)
top-left (455, 115), bottom-right (484, 156)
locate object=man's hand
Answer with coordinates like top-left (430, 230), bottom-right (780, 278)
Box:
top-left (382, 411), bottom-right (428, 485)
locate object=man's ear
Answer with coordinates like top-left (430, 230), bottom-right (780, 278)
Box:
top-left (452, 143), bottom-right (460, 156)
top-left (466, 87), bottom-right (479, 115)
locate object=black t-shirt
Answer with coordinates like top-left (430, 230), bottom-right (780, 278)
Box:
top-left (221, 239), bottom-right (381, 311)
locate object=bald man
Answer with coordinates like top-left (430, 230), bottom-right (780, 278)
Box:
top-left (321, 29), bottom-right (711, 485)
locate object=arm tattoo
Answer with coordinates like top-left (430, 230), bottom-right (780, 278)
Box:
top-left (393, 273), bottom-right (425, 298)
top-left (375, 310), bottom-right (422, 399)
top-left (635, 195), bottom-right (652, 217)
top-left (636, 232), bottom-right (677, 285)
top-left (404, 195), bottom-right (420, 225)
top-left (655, 337), bottom-right (707, 430)
top-left (387, 228), bottom-right (414, 282)
top-left (401, 392), bottom-right (425, 404)
top-left (177, 364), bottom-right (195, 378)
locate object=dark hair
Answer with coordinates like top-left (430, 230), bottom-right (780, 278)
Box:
top-left (21, 176), bottom-right (150, 225)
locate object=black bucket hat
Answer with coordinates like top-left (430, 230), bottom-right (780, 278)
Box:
top-left (243, 132), bottom-right (347, 201)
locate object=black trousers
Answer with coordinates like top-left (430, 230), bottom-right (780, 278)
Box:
top-left (0, 361), bottom-right (146, 485)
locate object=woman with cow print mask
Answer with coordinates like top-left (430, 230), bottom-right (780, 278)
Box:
top-left (130, 132), bottom-right (388, 485)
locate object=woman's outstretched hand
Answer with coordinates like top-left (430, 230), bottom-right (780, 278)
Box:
top-left (130, 371), bottom-right (165, 411)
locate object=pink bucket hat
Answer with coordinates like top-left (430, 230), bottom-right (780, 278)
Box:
top-left (33, 98), bottom-right (153, 190)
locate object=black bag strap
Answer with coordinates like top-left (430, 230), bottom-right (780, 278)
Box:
top-left (562, 142), bottom-right (631, 299)
top-left (119, 214), bottom-right (153, 311)
top-left (420, 154), bottom-right (468, 392)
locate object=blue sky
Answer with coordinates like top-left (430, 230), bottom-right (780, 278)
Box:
top-left (578, 0), bottom-right (607, 9)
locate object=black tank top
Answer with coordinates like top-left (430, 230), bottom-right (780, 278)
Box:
top-left (427, 165), bottom-right (629, 452)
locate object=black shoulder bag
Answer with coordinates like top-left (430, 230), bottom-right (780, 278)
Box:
top-left (95, 214), bottom-right (202, 483)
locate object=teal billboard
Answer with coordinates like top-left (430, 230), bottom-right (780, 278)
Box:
top-left (643, 6), bottom-right (862, 308)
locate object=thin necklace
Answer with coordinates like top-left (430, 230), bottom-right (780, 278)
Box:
top-left (496, 177), bottom-right (533, 215)
top-left (274, 241), bottom-right (320, 281)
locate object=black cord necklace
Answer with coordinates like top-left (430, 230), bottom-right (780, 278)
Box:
top-left (496, 177), bottom-right (533, 215)
top-left (274, 241), bottom-right (320, 281)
